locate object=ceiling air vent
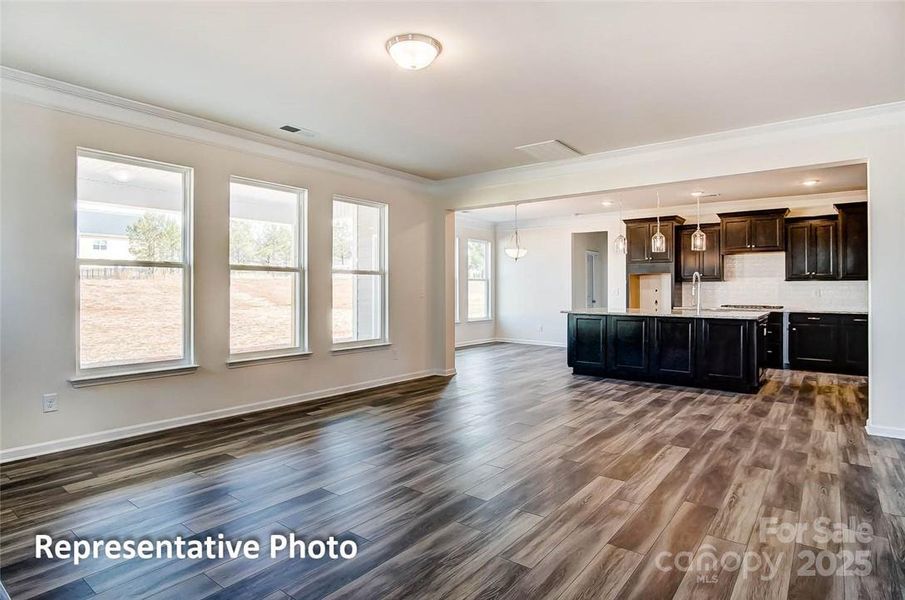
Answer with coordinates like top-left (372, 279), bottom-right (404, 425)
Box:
top-left (514, 140), bottom-right (583, 163)
top-left (280, 125), bottom-right (301, 133)
top-left (279, 125), bottom-right (317, 137)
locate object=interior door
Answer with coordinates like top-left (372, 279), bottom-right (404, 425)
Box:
top-left (585, 251), bottom-right (600, 307)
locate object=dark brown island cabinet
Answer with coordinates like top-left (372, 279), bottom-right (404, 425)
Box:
top-left (567, 311), bottom-right (767, 393)
top-left (789, 312), bottom-right (868, 375)
top-left (677, 223), bottom-right (722, 281)
top-left (718, 208), bottom-right (788, 254)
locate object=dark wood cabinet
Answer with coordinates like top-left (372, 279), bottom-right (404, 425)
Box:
top-left (607, 315), bottom-right (649, 375)
top-left (624, 217), bottom-right (684, 265)
top-left (785, 217), bottom-right (838, 280)
top-left (839, 314), bottom-right (868, 375)
top-left (650, 318), bottom-right (695, 384)
top-left (718, 209), bottom-right (788, 254)
top-left (696, 318), bottom-right (756, 389)
top-left (677, 224), bottom-right (722, 281)
top-left (567, 313), bottom-right (763, 392)
top-left (762, 312), bottom-right (784, 369)
top-left (836, 202), bottom-right (868, 280)
top-left (788, 313), bottom-right (867, 375)
top-left (567, 314), bottom-right (606, 371)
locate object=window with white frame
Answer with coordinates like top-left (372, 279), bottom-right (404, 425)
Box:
top-left (332, 196), bottom-right (388, 346)
top-left (229, 178), bottom-right (307, 358)
top-left (467, 239), bottom-right (491, 320)
top-left (76, 149), bottom-right (192, 374)
top-left (454, 236), bottom-right (460, 323)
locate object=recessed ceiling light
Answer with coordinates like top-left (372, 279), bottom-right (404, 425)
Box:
top-left (600, 200), bottom-right (614, 207)
top-left (386, 33), bottom-right (442, 70)
top-left (109, 168), bottom-right (133, 183)
top-left (802, 179), bottom-right (820, 186)
top-left (691, 191), bottom-right (705, 197)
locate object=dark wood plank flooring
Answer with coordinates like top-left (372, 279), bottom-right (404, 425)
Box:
top-left (1, 343), bottom-right (903, 599)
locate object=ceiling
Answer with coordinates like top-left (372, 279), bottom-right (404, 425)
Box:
top-left (461, 163), bottom-right (867, 222)
top-left (2, 3), bottom-right (903, 180)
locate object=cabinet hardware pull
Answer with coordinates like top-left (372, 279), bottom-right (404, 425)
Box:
top-left (807, 317), bottom-right (820, 320)
top-left (853, 318), bottom-right (867, 322)
top-left (792, 327), bottom-right (797, 331)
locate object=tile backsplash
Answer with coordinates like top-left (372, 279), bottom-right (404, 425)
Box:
top-left (682, 253), bottom-right (868, 312)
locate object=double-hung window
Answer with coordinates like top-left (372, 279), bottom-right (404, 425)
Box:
top-left (229, 177), bottom-right (307, 359)
top-left (75, 149), bottom-right (193, 376)
top-left (467, 239), bottom-right (492, 320)
top-left (331, 196), bottom-right (388, 348)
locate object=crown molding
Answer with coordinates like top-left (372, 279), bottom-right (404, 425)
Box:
top-left (435, 101), bottom-right (905, 194)
top-left (0, 67), bottom-right (434, 190)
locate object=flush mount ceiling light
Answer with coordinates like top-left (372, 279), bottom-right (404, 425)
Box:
top-left (109, 167), bottom-right (133, 183)
top-left (802, 179), bottom-right (820, 186)
top-left (600, 200), bottom-right (614, 207)
top-left (504, 204), bottom-right (527, 261)
top-left (691, 191), bottom-right (705, 197)
top-left (386, 33), bottom-right (442, 70)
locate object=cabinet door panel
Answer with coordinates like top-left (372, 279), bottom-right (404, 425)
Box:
top-left (789, 322), bottom-right (838, 370)
top-left (839, 317), bottom-right (868, 375)
top-left (751, 216), bottom-right (783, 250)
top-left (649, 222), bottom-right (674, 263)
top-left (626, 223), bottom-right (650, 264)
top-left (568, 315), bottom-right (606, 370)
top-left (785, 223), bottom-right (810, 280)
top-left (722, 218), bottom-right (749, 253)
top-left (607, 316), bottom-right (649, 374)
top-left (812, 220), bottom-right (837, 279)
top-left (837, 203), bottom-right (868, 280)
top-left (678, 228), bottom-right (700, 281)
top-left (697, 319), bottom-right (750, 386)
top-left (699, 225), bottom-right (722, 280)
top-left (651, 318), bottom-right (695, 382)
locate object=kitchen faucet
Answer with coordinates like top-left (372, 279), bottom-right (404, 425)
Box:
top-left (691, 271), bottom-right (703, 315)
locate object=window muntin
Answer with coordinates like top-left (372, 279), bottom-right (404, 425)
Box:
top-left (332, 196), bottom-right (388, 346)
top-left (467, 239), bottom-right (491, 320)
top-left (76, 149), bottom-right (193, 373)
top-left (229, 178), bottom-right (307, 358)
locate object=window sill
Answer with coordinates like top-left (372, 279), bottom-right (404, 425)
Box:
top-left (70, 364), bottom-right (199, 388)
top-left (227, 351), bottom-right (312, 368)
top-left (466, 318), bottom-right (494, 323)
top-left (331, 342), bottom-right (391, 354)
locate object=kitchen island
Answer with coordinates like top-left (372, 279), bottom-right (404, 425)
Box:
top-left (565, 308), bottom-right (769, 393)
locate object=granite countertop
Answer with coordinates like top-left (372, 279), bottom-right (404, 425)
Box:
top-left (562, 308), bottom-right (771, 320)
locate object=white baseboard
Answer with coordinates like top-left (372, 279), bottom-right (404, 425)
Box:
top-left (455, 338), bottom-right (499, 348)
top-left (865, 421), bottom-right (905, 440)
top-left (0, 368), bottom-right (450, 463)
top-left (494, 337), bottom-right (566, 348)
top-left (456, 337), bottom-right (566, 349)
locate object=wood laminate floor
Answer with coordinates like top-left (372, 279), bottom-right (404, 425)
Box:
top-left (1, 343), bottom-right (903, 599)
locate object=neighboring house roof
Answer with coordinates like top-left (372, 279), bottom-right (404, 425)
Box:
top-left (78, 211), bottom-right (137, 237)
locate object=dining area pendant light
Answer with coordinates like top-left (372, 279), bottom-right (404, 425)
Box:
top-left (504, 204), bottom-right (527, 261)
top-left (613, 200), bottom-right (627, 254)
top-left (691, 192), bottom-right (707, 252)
top-left (650, 192), bottom-right (667, 254)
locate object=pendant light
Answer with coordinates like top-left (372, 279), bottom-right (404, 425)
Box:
top-left (650, 192), bottom-right (666, 254)
top-left (613, 200), bottom-right (627, 254)
top-left (691, 191), bottom-right (707, 252)
top-left (504, 204), bottom-right (527, 261)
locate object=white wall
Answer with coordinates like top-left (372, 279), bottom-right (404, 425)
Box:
top-left (494, 215), bottom-right (626, 346)
top-left (0, 97), bottom-right (447, 457)
top-left (454, 215), bottom-right (496, 346)
top-left (442, 103), bottom-right (905, 439)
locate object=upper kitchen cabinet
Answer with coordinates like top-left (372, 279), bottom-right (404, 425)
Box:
top-left (785, 216), bottom-right (838, 280)
top-left (835, 202), bottom-right (868, 280)
top-left (718, 209), bottom-right (789, 254)
top-left (624, 217), bottom-right (685, 266)
top-left (677, 224), bottom-right (722, 281)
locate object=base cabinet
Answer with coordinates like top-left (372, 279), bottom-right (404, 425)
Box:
top-left (568, 313), bottom-right (763, 392)
top-left (788, 313), bottom-right (868, 375)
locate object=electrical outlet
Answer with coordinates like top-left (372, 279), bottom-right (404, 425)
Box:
top-left (42, 393), bottom-right (58, 413)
